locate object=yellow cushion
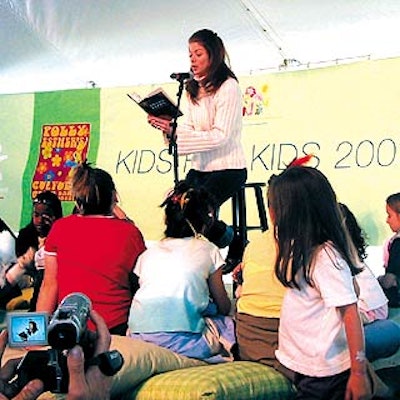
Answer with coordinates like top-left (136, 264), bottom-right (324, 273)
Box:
top-left (6, 287), bottom-right (33, 311)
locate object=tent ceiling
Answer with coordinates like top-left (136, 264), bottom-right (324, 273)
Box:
top-left (1, 0), bottom-right (400, 95)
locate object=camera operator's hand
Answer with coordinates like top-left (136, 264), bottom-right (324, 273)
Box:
top-left (66, 310), bottom-right (112, 400)
top-left (0, 331), bottom-right (44, 400)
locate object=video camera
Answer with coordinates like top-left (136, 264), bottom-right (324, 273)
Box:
top-left (8, 292), bottom-right (123, 393)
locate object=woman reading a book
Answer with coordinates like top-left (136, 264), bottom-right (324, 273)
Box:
top-left (147, 28), bottom-right (247, 269)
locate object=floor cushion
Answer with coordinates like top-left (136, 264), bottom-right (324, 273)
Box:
top-left (110, 335), bottom-right (206, 398)
top-left (2, 334), bottom-right (207, 400)
top-left (126, 361), bottom-right (295, 400)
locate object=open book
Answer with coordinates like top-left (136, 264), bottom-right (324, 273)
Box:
top-left (127, 88), bottom-right (183, 118)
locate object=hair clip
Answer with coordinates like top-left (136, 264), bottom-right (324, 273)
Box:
top-left (33, 198), bottom-right (51, 205)
top-left (287, 154), bottom-right (314, 168)
top-left (170, 194), bottom-right (182, 204)
top-left (179, 192), bottom-right (191, 210)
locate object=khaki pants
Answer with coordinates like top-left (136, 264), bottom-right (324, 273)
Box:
top-left (235, 312), bottom-right (294, 381)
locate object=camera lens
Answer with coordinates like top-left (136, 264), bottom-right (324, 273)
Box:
top-left (47, 292), bottom-right (91, 350)
top-left (48, 322), bottom-right (78, 349)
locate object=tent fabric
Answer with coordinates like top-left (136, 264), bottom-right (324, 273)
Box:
top-left (1, 0), bottom-right (400, 95)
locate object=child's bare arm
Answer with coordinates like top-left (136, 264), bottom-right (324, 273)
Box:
top-left (338, 303), bottom-right (371, 400)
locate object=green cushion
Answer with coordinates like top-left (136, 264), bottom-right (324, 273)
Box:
top-left (127, 361), bottom-right (295, 400)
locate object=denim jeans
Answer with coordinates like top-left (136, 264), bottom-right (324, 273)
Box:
top-left (364, 318), bottom-right (400, 362)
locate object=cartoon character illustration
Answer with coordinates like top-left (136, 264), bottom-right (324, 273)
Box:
top-left (242, 86), bottom-right (265, 116)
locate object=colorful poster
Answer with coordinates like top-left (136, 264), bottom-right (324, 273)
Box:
top-left (20, 89), bottom-right (100, 227)
top-left (32, 123), bottom-right (90, 201)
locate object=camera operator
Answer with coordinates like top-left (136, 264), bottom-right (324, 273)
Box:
top-left (0, 310), bottom-right (112, 400)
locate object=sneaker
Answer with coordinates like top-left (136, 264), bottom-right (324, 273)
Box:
top-left (213, 225), bottom-right (234, 248)
top-left (222, 258), bottom-right (241, 274)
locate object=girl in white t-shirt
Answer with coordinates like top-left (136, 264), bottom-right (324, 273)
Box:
top-left (128, 181), bottom-right (235, 363)
top-left (267, 164), bottom-right (372, 399)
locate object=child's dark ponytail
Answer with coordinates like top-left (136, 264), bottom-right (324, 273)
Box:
top-left (161, 181), bottom-right (216, 239)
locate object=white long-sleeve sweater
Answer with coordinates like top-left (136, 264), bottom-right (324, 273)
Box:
top-left (176, 77), bottom-right (246, 172)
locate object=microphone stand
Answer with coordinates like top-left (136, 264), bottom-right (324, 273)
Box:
top-left (169, 77), bottom-right (185, 186)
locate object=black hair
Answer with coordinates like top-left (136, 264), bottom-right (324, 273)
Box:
top-left (267, 166), bottom-right (360, 289)
top-left (28, 320), bottom-right (38, 333)
top-left (338, 203), bottom-right (368, 262)
top-left (33, 191), bottom-right (63, 219)
top-left (386, 193), bottom-right (400, 214)
top-left (161, 180), bottom-right (216, 239)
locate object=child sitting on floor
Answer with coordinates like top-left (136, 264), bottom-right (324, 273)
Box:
top-left (378, 192), bottom-right (400, 308)
top-left (339, 203), bottom-right (400, 362)
top-left (128, 181), bottom-right (235, 363)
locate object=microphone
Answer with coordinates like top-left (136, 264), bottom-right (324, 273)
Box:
top-left (170, 72), bottom-right (193, 81)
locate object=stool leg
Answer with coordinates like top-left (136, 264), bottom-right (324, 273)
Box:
top-left (223, 188), bottom-right (247, 275)
top-left (238, 188), bottom-right (247, 245)
top-left (232, 192), bottom-right (239, 236)
top-left (254, 186), bottom-right (268, 231)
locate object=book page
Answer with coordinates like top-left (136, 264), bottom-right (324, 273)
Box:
top-left (127, 88), bottom-right (182, 117)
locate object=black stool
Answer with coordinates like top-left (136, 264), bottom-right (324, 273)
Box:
top-left (231, 182), bottom-right (268, 246)
top-left (223, 182), bottom-right (268, 275)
